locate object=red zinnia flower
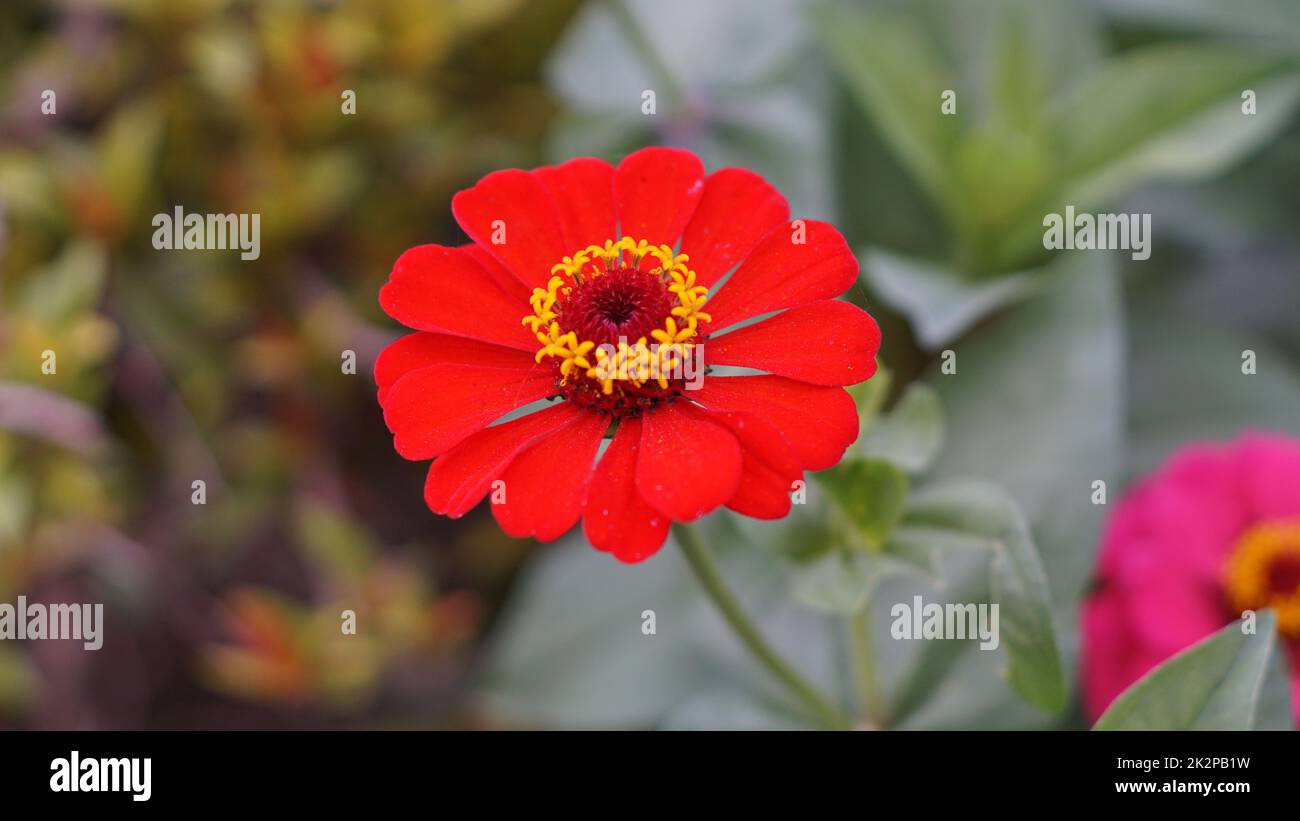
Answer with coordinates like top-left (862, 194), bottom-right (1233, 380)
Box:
top-left (375, 147), bottom-right (881, 562)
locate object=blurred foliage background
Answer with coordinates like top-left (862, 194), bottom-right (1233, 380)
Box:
top-left (1, 0), bottom-right (1298, 729)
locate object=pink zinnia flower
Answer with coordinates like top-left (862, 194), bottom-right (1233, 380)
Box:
top-left (1082, 432), bottom-right (1300, 723)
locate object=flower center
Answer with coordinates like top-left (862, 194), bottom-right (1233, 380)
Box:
top-left (1225, 518), bottom-right (1300, 637)
top-left (561, 264), bottom-right (678, 346)
top-left (523, 237), bottom-right (711, 418)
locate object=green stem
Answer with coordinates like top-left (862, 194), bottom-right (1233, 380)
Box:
top-left (673, 523), bottom-right (851, 730)
top-left (850, 608), bottom-right (888, 729)
top-left (607, 0), bottom-right (685, 108)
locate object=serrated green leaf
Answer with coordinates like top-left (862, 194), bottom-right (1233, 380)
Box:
top-left (1094, 611), bottom-right (1281, 730)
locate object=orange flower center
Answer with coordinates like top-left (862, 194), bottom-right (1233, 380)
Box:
top-left (523, 237), bottom-right (711, 417)
top-left (1225, 518), bottom-right (1300, 637)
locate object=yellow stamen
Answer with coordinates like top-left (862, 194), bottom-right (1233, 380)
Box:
top-left (523, 236), bottom-right (710, 394)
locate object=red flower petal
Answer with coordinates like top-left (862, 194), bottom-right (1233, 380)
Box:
top-left (679, 168), bottom-right (789, 288)
top-left (492, 409), bottom-right (608, 541)
top-left (583, 417), bottom-right (671, 562)
top-left (677, 404), bottom-right (800, 520)
top-left (424, 403), bottom-right (582, 518)
top-left (703, 220), bottom-right (858, 333)
top-left (461, 242), bottom-right (531, 301)
top-left (374, 332), bottom-right (539, 404)
top-left (684, 405), bottom-right (801, 479)
top-left (536, 158), bottom-right (617, 254)
top-left (636, 403), bottom-right (742, 522)
top-left (382, 363), bottom-right (556, 460)
top-left (728, 458), bottom-right (795, 520)
top-left (614, 147), bottom-right (705, 246)
top-left (451, 169), bottom-right (570, 289)
top-left (379, 245), bottom-right (536, 351)
top-left (690, 375), bottom-right (858, 471)
top-left (706, 300), bottom-right (881, 386)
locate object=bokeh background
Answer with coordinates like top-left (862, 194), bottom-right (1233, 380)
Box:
top-left (1, 0), bottom-right (1298, 729)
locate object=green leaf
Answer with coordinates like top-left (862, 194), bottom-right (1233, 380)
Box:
top-left (294, 499), bottom-right (375, 578)
top-left (870, 538), bottom-right (1053, 729)
top-left (0, 470), bottom-right (34, 546)
top-left (1255, 629), bottom-right (1296, 730)
top-left (847, 365), bottom-right (892, 434)
top-left (914, 0), bottom-right (1104, 114)
top-left (1050, 44), bottom-right (1300, 207)
top-left (1079, 77), bottom-right (1300, 200)
top-left (885, 524), bottom-right (995, 570)
top-left (0, 150), bottom-right (60, 223)
top-left (17, 239), bottom-right (108, 325)
top-left (788, 550), bottom-right (921, 615)
top-left (928, 251), bottom-right (1122, 606)
top-left (660, 685), bottom-right (814, 730)
top-left (860, 248), bottom-right (1042, 349)
top-left (827, 2), bottom-right (1297, 275)
top-left (1094, 612), bottom-right (1281, 730)
top-left (902, 480), bottom-right (1066, 714)
top-left (858, 382), bottom-right (944, 474)
top-left (1095, 0), bottom-right (1300, 42)
top-left (823, 0), bottom-right (1107, 272)
top-left (988, 11), bottom-right (1048, 130)
top-left (816, 458), bottom-right (909, 551)
top-left (97, 97), bottom-right (163, 221)
top-left (835, 85), bottom-right (952, 261)
top-left (475, 531), bottom-right (845, 729)
top-left (811, 5), bottom-right (961, 215)
top-left (953, 123), bottom-right (1052, 255)
top-left (475, 534), bottom-right (708, 727)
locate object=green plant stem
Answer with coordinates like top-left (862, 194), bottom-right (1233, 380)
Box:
top-left (850, 607), bottom-right (888, 729)
top-left (607, 0), bottom-right (685, 107)
top-left (673, 523), bottom-right (851, 730)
